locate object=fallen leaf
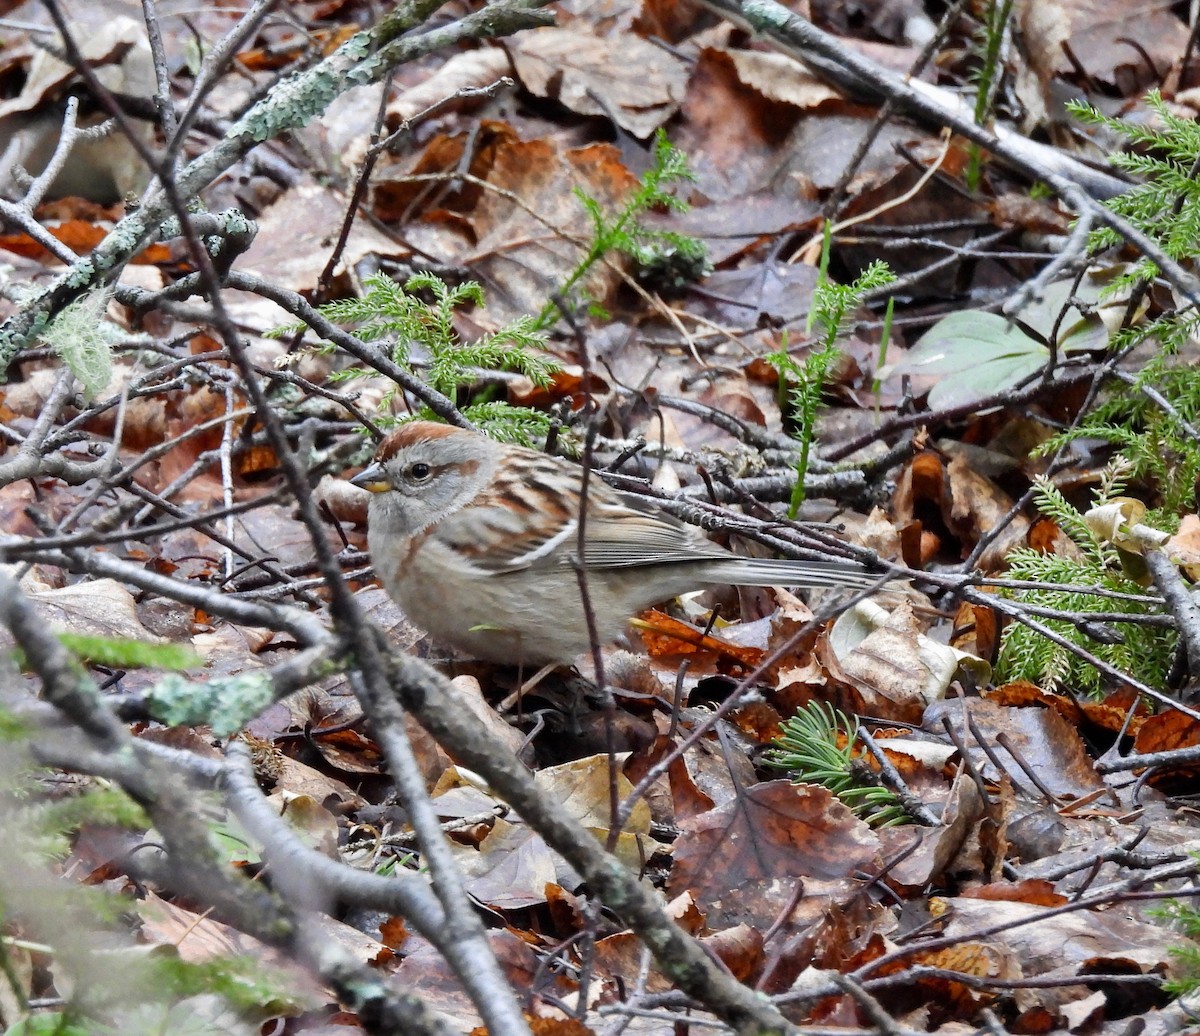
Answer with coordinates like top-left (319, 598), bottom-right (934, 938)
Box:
top-left (669, 781), bottom-right (879, 928)
top-left (508, 25), bottom-right (686, 137)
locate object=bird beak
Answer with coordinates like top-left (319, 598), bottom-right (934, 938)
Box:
top-left (350, 462), bottom-right (391, 493)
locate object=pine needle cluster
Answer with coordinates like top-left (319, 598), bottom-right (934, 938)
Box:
top-left (764, 700), bottom-right (909, 828)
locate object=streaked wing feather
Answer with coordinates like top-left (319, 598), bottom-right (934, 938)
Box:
top-left (580, 491), bottom-right (729, 569)
top-left (434, 457), bottom-right (582, 574)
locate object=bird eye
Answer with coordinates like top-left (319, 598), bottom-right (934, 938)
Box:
top-left (409, 462), bottom-right (432, 481)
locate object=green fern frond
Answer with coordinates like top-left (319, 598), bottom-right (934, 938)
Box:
top-left (538, 130), bottom-right (709, 326)
top-left (996, 544), bottom-right (1173, 695)
top-left (459, 401), bottom-right (554, 445)
top-left (275, 271), bottom-right (559, 444)
top-left (768, 253), bottom-right (894, 516)
top-left (998, 452), bottom-right (1177, 694)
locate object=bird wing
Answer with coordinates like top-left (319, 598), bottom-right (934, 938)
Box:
top-left (425, 467), bottom-right (727, 575)
top-left (429, 496), bottom-right (577, 575)
top-left (423, 450), bottom-right (583, 575)
top-left (578, 489), bottom-right (730, 569)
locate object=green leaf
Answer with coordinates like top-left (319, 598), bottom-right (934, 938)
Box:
top-left (1016, 266), bottom-right (1139, 351)
top-left (4, 1014), bottom-right (92, 1036)
top-left (889, 311), bottom-right (1048, 409)
top-left (207, 810), bottom-right (262, 866)
top-left (891, 266), bottom-right (1136, 410)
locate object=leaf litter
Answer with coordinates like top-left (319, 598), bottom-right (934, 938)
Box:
top-left (2, 0), bottom-right (1200, 1032)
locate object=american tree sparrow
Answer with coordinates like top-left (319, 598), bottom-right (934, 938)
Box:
top-left (353, 421), bottom-right (877, 665)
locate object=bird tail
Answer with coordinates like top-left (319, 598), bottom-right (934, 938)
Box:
top-left (698, 557), bottom-right (885, 590)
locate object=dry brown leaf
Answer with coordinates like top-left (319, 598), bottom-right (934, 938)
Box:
top-left (624, 734), bottom-right (715, 824)
top-left (882, 775), bottom-right (983, 888)
top-left (945, 453), bottom-right (1029, 571)
top-left (927, 698), bottom-right (1107, 801)
top-left (1133, 709), bottom-right (1200, 787)
top-left (137, 890), bottom-right (334, 1003)
top-left (893, 448), bottom-right (1035, 570)
top-left (677, 260), bottom-right (821, 332)
top-left (987, 680), bottom-right (1087, 724)
top-left (673, 48), bottom-right (804, 200)
top-left (265, 790), bottom-right (341, 858)
top-left (6, 577), bottom-right (160, 645)
top-left (545, 883), bottom-right (587, 936)
top-left (1019, 0), bottom-right (1188, 93)
top-left (306, 724), bottom-right (385, 777)
top-left (1166, 513), bottom-right (1200, 580)
top-left (379, 916), bottom-right (409, 951)
top-left (451, 674), bottom-right (529, 757)
top-left (398, 929), bottom-right (538, 1031)
top-left (633, 608), bottom-right (766, 667)
top-left (354, 586), bottom-right (426, 656)
top-left (939, 895), bottom-right (1176, 977)
top-left (700, 923), bottom-right (764, 982)
top-left (313, 474), bottom-right (370, 525)
top-left (665, 890), bottom-right (707, 934)
top-left (466, 138), bottom-right (637, 325)
top-left (236, 24), bottom-right (359, 70)
top-left (903, 941), bottom-right (1022, 1018)
top-left (695, 369), bottom-right (767, 428)
top-left (668, 781), bottom-right (880, 928)
top-left (892, 449), bottom-right (947, 567)
top-left (822, 599), bottom-right (946, 724)
top-left (986, 682), bottom-right (1150, 739)
top-left (238, 179), bottom-right (410, 291)
top-left (535, 755), bottom-right (648, 831)
top-left (960, 879), bottom-right (1067, 906)
top-left (227, 501), bottom-right (339, 571)
top-left (524, 1018), bottom-right (598, 1036)
top-left (0, 220), bottom-right (170, 264)
top-left (439, 762), bottom-right (653, 898)
top-left (369, 119), bottom-right (516, 226)
top-left (730, 699), bottom-right (784, 743)
top-left (593, 931), bottom-right (673, 993)
top-left (651, 720), bottom-right (758, 813)
top-left (727, 49), bottom-right (840, 109)
top-left (272, 755), bottom-right (366, 814)
top-left (317, 48), bottom-right (517, 195)
top-left (951, 597), bottom-right (1000, 663)
top-left (449, 817), bottom-right (558, 909)
top-left (191, 624), bottom-right (274, 671)
top-left (642, 192), bottom-right (821, 266)
top-left (0, 14), bottom-right (154, 202)
top-left (990, 192), bottom-right (1073, 236)
top-left (507, 25), bottom-right (686, 137)
top-left (432, 767), bottom-right (506, 820)
top-left (1135, 707), bottom-right (1200, 755)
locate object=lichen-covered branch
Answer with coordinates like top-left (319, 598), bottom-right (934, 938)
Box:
top-left (0, 0), bottom-right (556, 371)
